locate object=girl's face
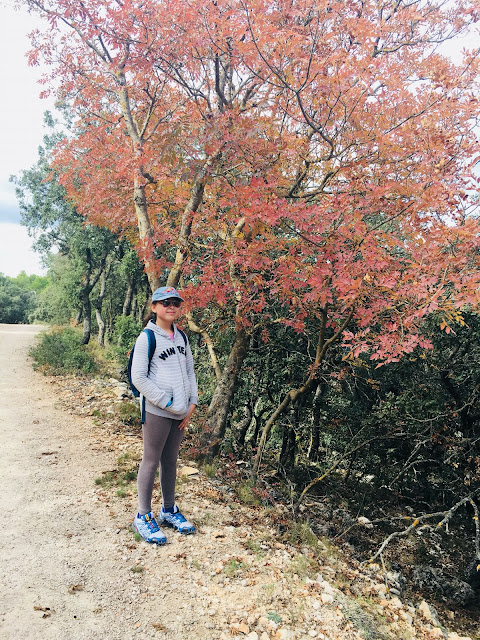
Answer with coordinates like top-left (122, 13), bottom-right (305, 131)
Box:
top-left (151, 298), bottom-right (182, 327)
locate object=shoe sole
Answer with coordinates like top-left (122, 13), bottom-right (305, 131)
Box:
top-left (132, 522), bottom-right (167, 545)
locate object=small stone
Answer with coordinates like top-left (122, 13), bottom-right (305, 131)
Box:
top-left (357, 516), bottom-right (373, 529)
top-left (231, 622), bottom-right (250, 635)
top-left (389, 596), bottom-right (403, 609)
top-left (320, 593), bottom-right (334, 605)
top-left (417, 600), bottom-right (438, 624)
top-left (246, 633), bottom-right (259, 640)
top-left (320, 582), bottom-right (335, 595)
top-left (371, 582), bottom-right (387, 596)
top-left (179, 466), bottom-right (199, 477)
top-left (398, 610), bottom-right (413, 624)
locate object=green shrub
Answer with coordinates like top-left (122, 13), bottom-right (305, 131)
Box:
top-left (30, 326), bottom-right (98, 375)
top-left (109, 315), bottom-right (142, 363)
top-left (116, 401), bottom-right (140, 426)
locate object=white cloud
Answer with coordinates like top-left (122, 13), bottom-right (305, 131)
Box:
top-left (0, 3), bottom-right (56, 274)
top-left (0, 4), bottom-right (55, 179)
top-left (0, 1), bottom-right (57, 239)
top-left (0, 223), bottom-right (46, 277)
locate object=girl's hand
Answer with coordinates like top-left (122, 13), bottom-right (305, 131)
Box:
top-left (179, 404), bottom-right (196, 431)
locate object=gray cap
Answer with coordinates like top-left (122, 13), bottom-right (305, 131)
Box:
top-left (151, 286), bottom-right (185, 302)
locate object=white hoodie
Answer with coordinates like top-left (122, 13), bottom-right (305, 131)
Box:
top-left (131, 321), bottom-right (198, 420)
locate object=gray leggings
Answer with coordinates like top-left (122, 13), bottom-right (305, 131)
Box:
top-left (137, 412), bottom-right (184, 515)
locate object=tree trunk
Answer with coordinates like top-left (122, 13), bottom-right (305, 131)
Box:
top-left (186, 312), bottom-right (222, 380)
top-left (167, 151), bottom-right (222, 289)
top-left (123, 279), bottom-right (134, 316)
top-left (79, 249), bottom-right (106, 345)
top-left (133, 180), bottom-right (160, 293)
top-left (116, 77), bottom-right (159, 293)
top-left (279, 414), bottom-right (296, 470)
top-left (95, 267), bottom-right (109, 346)
top-left (235, 402), bottom-right (253, 450)
top-left (81, 290), bottom-right (92, 345)
top-left (308, 383), bottom-right (324, 461)
top-left (201, 327), bottom-right (250, 459)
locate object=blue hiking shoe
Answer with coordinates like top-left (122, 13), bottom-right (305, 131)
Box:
top-left (159, 505), bottom-right (196, 534)
top-left (132, 512), bottom-right (167, 545)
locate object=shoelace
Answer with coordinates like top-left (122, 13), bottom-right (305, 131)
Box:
top-left (143, 514), bottom-right (160, 532)
top-left (166, 511), bottom-right (187, 525)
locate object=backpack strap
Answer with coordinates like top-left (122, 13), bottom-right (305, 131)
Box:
top-left (177, 328), bottom-right (187, 347)
top-left (144, 328), bottom-right (156, 367)
top-left (141, 328), bottom-right (156, 424)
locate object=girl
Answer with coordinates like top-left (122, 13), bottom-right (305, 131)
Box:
top-left (131, 286), bottom-right (198, 544)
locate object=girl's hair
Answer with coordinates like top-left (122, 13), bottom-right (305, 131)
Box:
top-left (143, 311), bottom-right (156, 328)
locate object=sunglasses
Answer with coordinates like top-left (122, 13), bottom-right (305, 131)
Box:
top-left (158, 298), bottom-right (182, 308)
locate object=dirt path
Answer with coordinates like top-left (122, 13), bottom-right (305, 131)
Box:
top-left (0, 324), bottom-right (470, 640)
top-left (0, 323), bottom-right (158, 639)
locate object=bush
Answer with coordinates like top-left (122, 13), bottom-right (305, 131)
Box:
top-left (116, 401), bottom-right (141, 426)
top-left (30, 326), bottom-right (98, 375)
top-left (109, 315), bottom-right (142, 363)
top-left (0, 275), bottom-right (36, 324)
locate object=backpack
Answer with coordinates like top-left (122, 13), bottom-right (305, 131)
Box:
top-left (127, 327), bottom-right (187, 423)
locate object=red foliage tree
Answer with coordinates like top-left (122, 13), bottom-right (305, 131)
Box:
top-left (23, 0), bottom-right (480, 466)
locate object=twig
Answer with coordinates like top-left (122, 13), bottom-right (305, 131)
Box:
top-left (366, 492), bottom-right (480, 564)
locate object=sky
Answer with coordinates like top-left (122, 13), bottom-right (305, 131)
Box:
top-left (0, 1), bottom-right (55, 277)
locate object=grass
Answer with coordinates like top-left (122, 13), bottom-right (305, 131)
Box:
top-left (286, 521), bottom-right (319, 549)
top-left (244, 539), bottom-right (266, 558)
top-left (236, 480), bottom-right (261, 506)
top-left (131, 566), bottom-right (144, 574)
top-left (340, 597), bottom-right (391, 640)
top-left (261, 583), bottom-right (276, 604)
top-left (202, 462), bottom-right (218, 478)
top-left (95, 471), bottom-right (115, 487)
top-left (223, 558), bottom-right (245, 578)
top-left (116, 401), bottom-right (141, 427)
top-left (288, 553), bottom-right (318, 580)
top-left (94, 451), bottom-right (139, 492)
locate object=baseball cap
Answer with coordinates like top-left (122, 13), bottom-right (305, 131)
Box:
top-left (151, 286), bottom-right (185, 302)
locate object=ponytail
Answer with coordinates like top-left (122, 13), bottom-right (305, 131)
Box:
top-left (143, 311), bottom-right (156, 328)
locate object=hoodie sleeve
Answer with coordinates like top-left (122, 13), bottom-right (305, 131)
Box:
top-left (130, 331), bottom-right (172, 409)
top-left (185, 336), bottom-right (198, 406)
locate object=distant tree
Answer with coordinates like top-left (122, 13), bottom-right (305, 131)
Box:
top-left (12, 134), bottom-right (118, 343)
top-left (0, 274), bottom-right (36, 324)
top-left (13, 272), bottom-right (49, 295)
